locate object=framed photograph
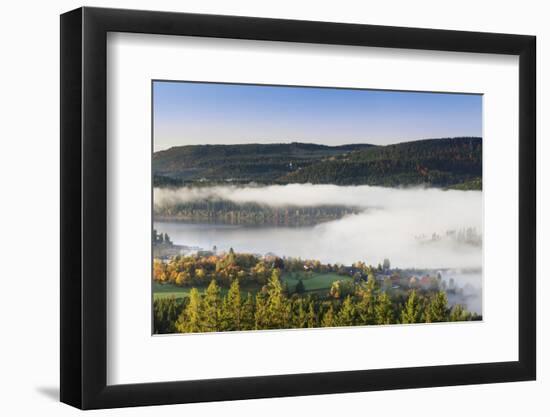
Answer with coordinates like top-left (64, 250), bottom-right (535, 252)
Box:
top-left (60, 6), bottom-right (536, 409)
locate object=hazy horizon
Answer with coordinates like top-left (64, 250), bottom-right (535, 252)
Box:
top-left (153, 81), bottom-right (482, 152)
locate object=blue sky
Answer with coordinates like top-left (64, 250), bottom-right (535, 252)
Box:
top-left (153, 81), bottom-right (482, 152)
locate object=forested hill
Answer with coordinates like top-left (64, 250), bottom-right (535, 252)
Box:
top-left (282, 137), bottom-right (482, 188)
top-left (153, 137), bottom-right (482, 189)
top-left (153, 142), bottom-right (374, 184)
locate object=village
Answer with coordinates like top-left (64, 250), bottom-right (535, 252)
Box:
top-left (153, 229), bottom-right (476, 309)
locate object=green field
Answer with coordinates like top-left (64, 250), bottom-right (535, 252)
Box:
top-left (282, 271), bottom-right (351, 293)
top-left (153, 281), bottom-right (259, 300)
top-left (153, 282), bottom-right (194, 300)
top-left (153, 271), bottom-right (349, 300)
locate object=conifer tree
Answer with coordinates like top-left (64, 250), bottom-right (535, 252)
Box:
top-left (295, 279), bottom-right (306, 294)
top-left (176, 288), bottom-right (202, 333)
top-left (322, 304), bottom-right (335, 327)
top-left (401, 289), bottom-right (423, 324)
top-left (306, 301), bottom-right (317, 328)
top-left (202, 280), bottom-right (221, 332)
top-left (153, 297), bottom-right (180, 334)
top-left (284, 298), bottom-right (292, 327)
top-left (357, 277), bottom-right (377, 325)
top-left (292, 298), bottom-right (307, 328)
top-left (265, 269), bottom-right (288, 329)
top-left (426, 291), bottom-right (449, 323)
top-left (254, 292), bottom-right (269, 330)
top-left (375, 291), bottom-right (394, 324)
top-left (222, 279), bottom-right (241, 331)
top-left (336, 296), bottom-right (356, 326)
top-left (241, 292), bottom-right (256, 330)
top-left (219, 297), bottom-right (231, 332)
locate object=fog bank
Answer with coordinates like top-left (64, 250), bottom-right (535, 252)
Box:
top-left (155, 183), bottom-right (480, 214)
top-left (154, 184), bottom-right (482, 270)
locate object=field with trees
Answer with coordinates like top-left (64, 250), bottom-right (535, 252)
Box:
top-left (153, 249), bottom-right (480, 334)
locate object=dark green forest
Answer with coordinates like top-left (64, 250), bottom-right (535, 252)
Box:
top-left (153, 142), bottom-right (374, 183)
top-left (282, 137), bottom-right (481, 188)
top-left (153, 137), bottom-right (481, 190)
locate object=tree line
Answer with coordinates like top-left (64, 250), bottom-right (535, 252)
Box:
top-left (154, 199), bottom-right (360, 226)
top-left (153, 249), bottom-right (360, 288)
top-left (154, 269), bottom-right (480, 334)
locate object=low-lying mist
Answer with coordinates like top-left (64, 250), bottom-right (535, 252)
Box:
top-left (154, 184), bottom-right (482, 270)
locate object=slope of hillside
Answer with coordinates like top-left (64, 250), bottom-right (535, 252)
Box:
top-left (282, 137), bottom-right (482, 188)
top-left (153, 142), bottom-right (374, 183)
top-left (152, 137), bottom-right (482, 189)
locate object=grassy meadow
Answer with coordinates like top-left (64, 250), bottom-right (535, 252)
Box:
top-left (153, 271), bottom-right (350, 300)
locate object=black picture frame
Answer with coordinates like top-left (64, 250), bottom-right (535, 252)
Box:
top-left (60, 6), bottom-right (536, 410)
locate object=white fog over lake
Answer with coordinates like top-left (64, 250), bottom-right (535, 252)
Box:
top-left (154, 184), bottom-right (482, 270)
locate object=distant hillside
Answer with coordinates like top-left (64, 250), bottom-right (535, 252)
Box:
top-left (153, 142), bottom-right (374, 184)
top-left (282, 137), bottom-right (482, 188)
top-left (153, 138), bottom-right (482, 189)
